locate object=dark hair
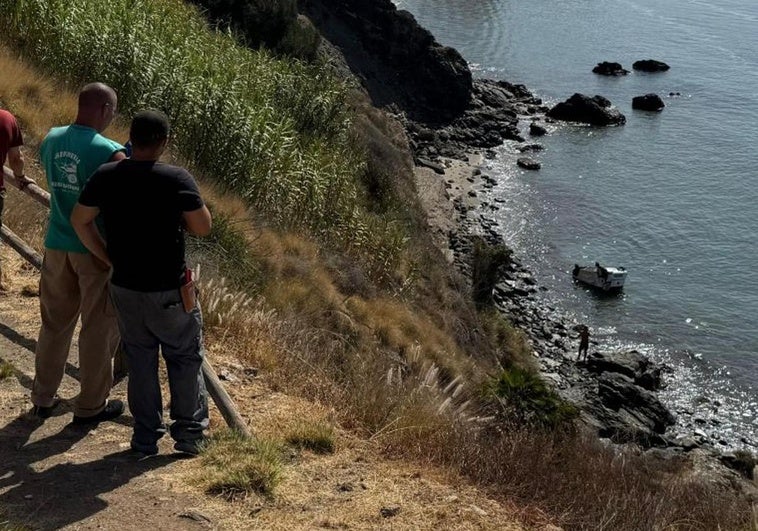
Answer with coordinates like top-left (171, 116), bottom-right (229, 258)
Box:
top-left (130, 110), bottom-right (170, 148)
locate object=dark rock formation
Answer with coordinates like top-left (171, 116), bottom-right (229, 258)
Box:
top-left (406, 79), bottom-right (546, 161)
top-left (592, 61), bottom-right (629, 76)
top-left (303, 0), bottom-right (551, 161)
top-left (517, 157), bottom-right (541, 170)
top-left (633, 59), bottom-right (670, 72)
top-left (517, 143), bottom-right (544, 153)
top-left (529, 122), bottom-right (547, 136)
top-left (300, 0), bottom-right (471, 123)
top-left (547, 93), bottom-right (626, 126)
top-left (416, 157), bottom-right (445, 174)
top-left (632, 93), bottom-right (665, 111)
top-left (585, 350), bottom-right (664, 390)
top-left (720, 452), bottom-right (756, 480)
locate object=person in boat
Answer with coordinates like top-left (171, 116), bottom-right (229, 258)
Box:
top-left (577, 325), bottom-right (590, 361)
top-left (595, 262), bottom-right (608, 279)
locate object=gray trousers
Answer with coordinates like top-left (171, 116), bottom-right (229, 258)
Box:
top-left (110, 284), bottom-right (209, 447)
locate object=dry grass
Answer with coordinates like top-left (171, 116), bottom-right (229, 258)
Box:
top-left (0, 509), bottom-right (29, 531)
top-left (190, 224), bottom-right (756, 529)
top-left (284, 419), bottom-right (336, 454)
top-left (444, 428), bottom-right (755, 531)
top-left (0, 48), bottom-right (79, 144)
top-left (0, 361), bottom-right (13, 380)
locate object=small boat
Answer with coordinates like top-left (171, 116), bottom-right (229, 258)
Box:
top-left (572, 262), bottom-right (627, 292)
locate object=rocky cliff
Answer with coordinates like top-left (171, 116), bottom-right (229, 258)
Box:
top-left (300, 0), bottom-right (472, 123)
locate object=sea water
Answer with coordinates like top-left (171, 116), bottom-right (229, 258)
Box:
top-left (395, 0), bottom-right (758, 446)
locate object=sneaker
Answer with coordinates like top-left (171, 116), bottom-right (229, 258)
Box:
top-left (31, 398), bottom-right (61, 419)
top-left (130, 441), bottom-right (159, 456)
top-left (72, 399), bottom-right (124, 425)
top-left (173, 438), bottom-right (206, 456)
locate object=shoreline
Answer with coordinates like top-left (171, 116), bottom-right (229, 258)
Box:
top-left (301, 0), bottom-right (758, 487)
top-left (411, 91), bottom-right (758, 466)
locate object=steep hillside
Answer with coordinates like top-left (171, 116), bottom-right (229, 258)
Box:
top-left (0, 0), bottom-right (755, 529)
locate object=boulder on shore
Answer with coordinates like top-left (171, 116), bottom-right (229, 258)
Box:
top-left (517, 143), bottom-right (544, 153)
top-left (632, 93), bottom-right (665, 112)
top-left (596, 372), bottom-right (676, 434)
top-left (529, 122), bottom-right (547, 136)
top-left (633, 59), bottom-right (670, 72)
top-left (585, 350), bottom-right (664, 391)
top-left (592, 61), bottom-right (629, 76)
top-left (517, 157), bottom-right (541, 170)
top-left (547, 93), bottom-right (626, 126)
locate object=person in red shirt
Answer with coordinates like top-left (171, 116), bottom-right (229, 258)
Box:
top-left (0, 109), bottom-right (34, 290)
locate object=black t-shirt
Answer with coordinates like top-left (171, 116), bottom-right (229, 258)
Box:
top-left (79, 159), bottom-right (204, 292)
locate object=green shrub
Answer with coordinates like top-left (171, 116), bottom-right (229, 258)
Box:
top-left (489, 366), bottom-right (578, 428)
top-left (726, 450), bottom-right (756, 480)
top-left (471, 237), bottom-right (511, 308)
top-left (276, 15), bottom-right (321, 61)
top-left (187, 211), bottom-right (261, 290)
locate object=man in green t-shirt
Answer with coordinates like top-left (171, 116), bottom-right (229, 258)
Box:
top-left (31, 83), bottom-right (126, 424)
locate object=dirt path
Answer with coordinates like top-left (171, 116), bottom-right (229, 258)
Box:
top-left (0, 251), bottom-right (526, 530)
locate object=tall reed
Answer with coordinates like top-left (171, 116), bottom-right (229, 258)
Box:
top-left (0, 0), bottom-right (366, 244)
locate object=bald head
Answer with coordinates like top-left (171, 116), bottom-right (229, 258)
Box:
top-left (75, 82), bottom-right (118, 132)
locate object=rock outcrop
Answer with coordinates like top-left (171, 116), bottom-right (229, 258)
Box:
top-left (301, 0), bottom-right (472, 123)
top-left (633, 59), bottom-right (670, 72)
top-left (529, 122), bottom-right (547, 136)
top-left (517, 157), bottom-right (541, 170)
top-left (585, 350), bottom-right (664, 390)
top-left (547, 93), bottom-right (626, 126)
top-left (406, 79), bottom-right (547, 161)
top-left (592, 61), bottom-right (629, 76)
top-left (632, 93), bottom-right (665, 111)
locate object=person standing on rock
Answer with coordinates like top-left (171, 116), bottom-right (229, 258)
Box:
top-left (71, 110), bottom-right (212, 456)
top-left (0, 109), bottom-right (34, 290)
top-left (577, 325), bottom-right (590, 362)
top-left (31, 83), bottom-right (126, 423)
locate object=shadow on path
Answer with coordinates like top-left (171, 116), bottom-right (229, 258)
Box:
top-left (0, 413), bottom-right (175, 530)
top-left (0, 320), bottom-right (86, 392)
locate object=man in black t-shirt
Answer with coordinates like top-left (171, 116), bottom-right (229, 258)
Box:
top-left (71, 110), bottom-right (212, 456)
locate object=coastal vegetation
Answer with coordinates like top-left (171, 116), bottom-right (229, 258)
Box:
top-left (0, 0), bottom-right (390, 266)
top-left (0, 0), bottom-right (754, 529)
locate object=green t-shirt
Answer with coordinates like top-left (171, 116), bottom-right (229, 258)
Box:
top-left (40, 124), bottom-right (124, 253)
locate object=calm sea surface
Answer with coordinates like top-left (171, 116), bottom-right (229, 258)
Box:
top-left (396, 0), bottom-right (758, 445)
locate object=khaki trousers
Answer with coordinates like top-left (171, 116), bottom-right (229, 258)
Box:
top-left (31, 249), bottom-right (120, 417)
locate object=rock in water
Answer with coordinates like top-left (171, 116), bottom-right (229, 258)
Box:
top-left (529, 122), bottom-right (548, 136)
top-left (633, 59), bottom-right (670, 72)
top-left (592, 61), bottom-right (629, 76)
top-left (547, 93), bottom-right (626, 126)
top-left (517, 157), bottom-right (541, 170)
top-left (632, 93), bottom-right (665, 111)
